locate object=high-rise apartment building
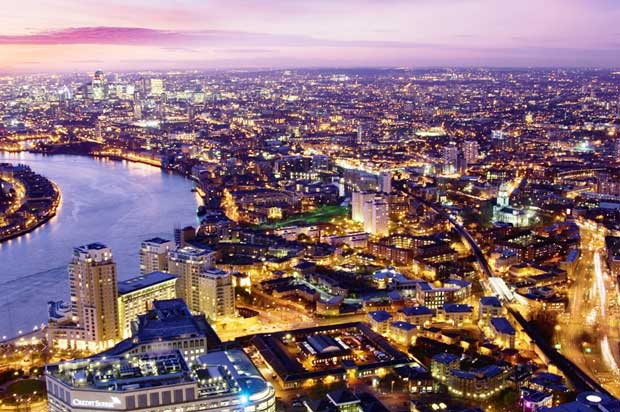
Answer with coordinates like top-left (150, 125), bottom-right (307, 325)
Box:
top-left (352, 191), bottom-right (375, 223)
top-left (167, 246), bottom-right (216, 312)
top-left (379, 171), bottom-right (392, 194)
top-left (139, 237), bottom-right (175, 274)
top-left (462, 140), bottom-right (480, 166)
top-left (198, 268), bottom-right (236, 321)
top-left (442, 143), bottom-right (459, 174)
top-left (68, 243), bottom-right (119, 350)
top-left (363, 196), bottom-right (389, 237)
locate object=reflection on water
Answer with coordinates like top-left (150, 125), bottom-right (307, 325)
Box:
top-left (0, 152), bottom-right (199, 336)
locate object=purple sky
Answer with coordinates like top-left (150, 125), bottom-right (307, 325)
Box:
top-left (0, 0), bottom-right (619, 72)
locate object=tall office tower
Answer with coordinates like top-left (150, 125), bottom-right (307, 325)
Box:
top-left (198, 268), bottom-right (236, 321)
top-left (462, 140), bottom-right (480, 166)
top-left (139, 237), bottom-right (175, 274)
top-left (352, 191), bottom-right (375, 223)
top-left (150, 78), bottom-right (164, 96)
top-left (363, 196), bottom-right (389, 237)
top-left (68, 243), bottom-right (119, 350)
top-left (379, 171), bottom-right (392, 194)
top-left (442, 143), bottom-right (459, 174)
top-left (167, 246), bottom-right (216, 312)
top-left (91, 70), bottom-right (105, 101)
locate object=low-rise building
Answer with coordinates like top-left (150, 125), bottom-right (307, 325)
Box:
top-left (46, 348), bottom-right (275, 412)
top-left (368, 310), bottom-right (392, 334)
top-left (489, 317), bottom-right (516, 349)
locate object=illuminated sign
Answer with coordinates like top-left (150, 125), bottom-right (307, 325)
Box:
top-left (72, 396), bottom-right (121, 409)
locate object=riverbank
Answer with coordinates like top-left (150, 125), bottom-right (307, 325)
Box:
top-left (0, 152), bottom-right (201, 337)
top-left (0, 166), bottom-right (61, 243)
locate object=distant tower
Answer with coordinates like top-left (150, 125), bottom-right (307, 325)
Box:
top-left (91, 70), bottom-right (105, 101)
top-left (442, 143), bottom-right (459, 174)
top-left (352, 191), bottom-right (375, 223)
top-left (150, 78), bottom-right (164, 96)
top-left (356, 123), bottom-right (364, 145)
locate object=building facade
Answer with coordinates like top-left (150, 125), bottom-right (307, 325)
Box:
top-left (117, 272), bottom-right (177, 339)
top-left (139, 237), bottom-right (175, 274)
top-left (167, 246), bottom-right (216, 312)
top-left (67, 243), bottom-right (119, 351)
top-left (198, 268), bottom-right (236, 321)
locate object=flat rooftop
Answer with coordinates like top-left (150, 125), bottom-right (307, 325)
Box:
top-left (249, 322), bottom-right (412, 384)
top-left (47, 349), bottom-right (272, 401)
top-left (46, 350), bottom-right (192, 392)
top-left (118, 271), bottom-right (177, 295)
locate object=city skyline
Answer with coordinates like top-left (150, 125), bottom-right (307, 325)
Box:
top-left (1, 0), bottom-right (620, 72)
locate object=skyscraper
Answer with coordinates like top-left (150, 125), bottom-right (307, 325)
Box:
top-left (139, 237), bottom-right (175, 274)
top-left (198, 268), bottom-right (236, 321)
top-left (167, 246), bottom-right (216, 312)
top-left (68, 243), bottom-right (119, 350)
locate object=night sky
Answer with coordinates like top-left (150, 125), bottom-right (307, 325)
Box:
top-left (1, 0), bottom-right (619, 72)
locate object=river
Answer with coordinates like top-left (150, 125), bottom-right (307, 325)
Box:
top-left (0, 152), bottom-right (200, 337)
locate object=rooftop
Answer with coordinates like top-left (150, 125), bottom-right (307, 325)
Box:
top-left (490, 317), bottom-right (516, 335)
top-left (117, 272), bottom-right (177, 295)
top-left (142, 237), bottom-right (173, 245)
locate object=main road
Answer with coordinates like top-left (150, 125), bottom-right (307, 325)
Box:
top-left (555, 222), bottom-right (620, 396)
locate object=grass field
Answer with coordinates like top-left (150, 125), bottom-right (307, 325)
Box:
top-left (259, 205), bottom-right (349, 229)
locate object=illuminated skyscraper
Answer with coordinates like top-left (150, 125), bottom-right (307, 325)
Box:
top-left (91, 70), bottom-right (105, 101)
top-left (68, 243), bottom-right (119, 350)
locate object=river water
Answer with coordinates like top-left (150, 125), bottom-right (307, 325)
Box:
top-left (0, 152), bottom-right (200, 337)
